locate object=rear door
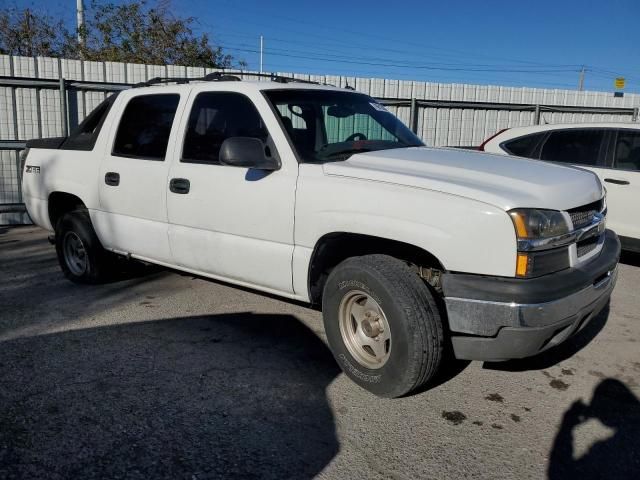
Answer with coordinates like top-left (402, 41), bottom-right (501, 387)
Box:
top-left (96, 91), bottom-right (183, 263)
top-left (599, 129), bottom-right (640, 241)
top-left (539, 128), bottom-right (607, 168)
top-left (165, 89), bottom-right (297, 294)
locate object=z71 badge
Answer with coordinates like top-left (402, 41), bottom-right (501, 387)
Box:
top-left (25, 165), bottom-right (41, 174)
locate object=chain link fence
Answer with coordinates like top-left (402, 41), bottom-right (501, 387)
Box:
top-left (2, 54), bottom-right (639, 224)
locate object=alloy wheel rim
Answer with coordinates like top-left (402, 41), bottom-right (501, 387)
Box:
top-left (338, 290), bottom-right (392, 369)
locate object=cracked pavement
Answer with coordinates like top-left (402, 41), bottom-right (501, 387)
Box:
top-left (1, 226), bottom-right (639, 479)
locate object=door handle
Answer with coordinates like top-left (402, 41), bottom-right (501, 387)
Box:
top-left (169, 178), bottom-right (190, 194)
top-left (604, 178), bottom-right (630, 185)
top-left (104, 172), bottom-right (120, 186)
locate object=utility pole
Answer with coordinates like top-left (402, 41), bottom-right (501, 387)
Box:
top-left (578, 66), bottom-right (585, 91)
top-left (259, 35), bottom-right (264, 73)
top-left (76, 0), bottom-right (86, 48)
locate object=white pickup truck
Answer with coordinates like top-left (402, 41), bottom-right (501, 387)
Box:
top-left (22, 74), bottom-right (620, 397)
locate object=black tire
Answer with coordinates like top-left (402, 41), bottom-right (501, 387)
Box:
top-left (322, 254), bottom-right (444, 398)
top-left (55, 210), bottom-right (113, 284)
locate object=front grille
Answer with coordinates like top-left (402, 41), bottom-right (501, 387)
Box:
top-left (567, 199), bottom-right (603, 229)
top-left (576, 235), bottom-right (599, 257)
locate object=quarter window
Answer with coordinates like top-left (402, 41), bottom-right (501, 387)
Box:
top-left (614, 130), bottom-right (640, 171)
top-left (182, 92), bottom-right (268, 164)
top-left (113, 94), bottom-right (180, 160)
top-left (502, 133), bottom-right (545, 157)
top-left (540, 129), bottom-right (605, 166)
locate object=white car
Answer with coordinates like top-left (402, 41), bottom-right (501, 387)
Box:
top-left (21, 74), bottom-right (619, 397)
top-left (480, 123), bottom-right (640, 252)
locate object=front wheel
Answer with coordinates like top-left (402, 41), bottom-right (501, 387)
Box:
top-left (322, 254), bottom-right (444, 398)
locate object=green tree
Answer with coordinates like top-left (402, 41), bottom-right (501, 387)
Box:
top-left (0, 8), bottom-right (69, 57)
top-left (75, 0), bottom-right (238, 67)
top-left (0, 1), bottom-right (241, 69)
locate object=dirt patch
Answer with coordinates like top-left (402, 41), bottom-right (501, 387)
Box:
top-left (550, 379), bottom-right (569, 391)
top-left (442, 411), bottom-right (467, 425)
top-left (485, 393), bottom-right (504, 403)
top-left (510, 414), bottom-right (521, 423)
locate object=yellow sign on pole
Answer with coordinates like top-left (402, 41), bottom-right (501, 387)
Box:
top-left (615, 77), bottom-right (625, 89)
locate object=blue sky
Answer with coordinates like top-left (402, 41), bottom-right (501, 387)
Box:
top-left (9, 0), bottom-right (640, 92)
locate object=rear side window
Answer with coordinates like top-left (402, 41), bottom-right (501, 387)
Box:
top-left (182, 92), bottom-right (268, 164)
top-left (540, 129), bottom-right (605, 166)
top-left (113, 94), bottom-right (180, 160)
top-left (502, 133), bottom-right (545, 157)
top-left (614, 130), bottom-right (640, 171)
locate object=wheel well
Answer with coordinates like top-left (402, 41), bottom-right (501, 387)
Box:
top-left (308, 232), bottom-right (444, 305)
top-left (48, 192), bottom-right (86, 228)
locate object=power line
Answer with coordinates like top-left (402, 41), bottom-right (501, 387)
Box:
top-left (219, 44), bottom-right (582, 74)
top-left (221, 40), bottom-right (580, 72)
top-left (209, 2), bottom-right (584, 69)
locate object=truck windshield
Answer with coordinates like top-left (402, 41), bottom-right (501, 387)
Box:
top-left (264, 89), bottom-right (423, 162)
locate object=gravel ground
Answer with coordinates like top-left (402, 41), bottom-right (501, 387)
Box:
top-left (1, 226), bottom-right (639, 479)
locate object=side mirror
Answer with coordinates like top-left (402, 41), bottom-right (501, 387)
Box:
top-left (219, 137), bottom-right (281, 170)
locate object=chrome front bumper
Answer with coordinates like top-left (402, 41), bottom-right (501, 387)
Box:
top-left (442, 230), bottom-right (620, 361)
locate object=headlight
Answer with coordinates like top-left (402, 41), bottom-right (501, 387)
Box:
top-left (509, 209), bottom-right (570, 239)
top-left (508, 209), bottom-right (571, 278)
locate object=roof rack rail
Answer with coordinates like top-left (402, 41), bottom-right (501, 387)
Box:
top-left (132, 76), bottom-right (192, 88)
top-left (210, 71), bottom-right (322, 85)
top-left (131, 71), bottom-right (325, 88)
top-left (202, 72), bottom-right (242, 82)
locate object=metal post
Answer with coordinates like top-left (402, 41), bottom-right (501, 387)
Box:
top-left (59, 75), bottom-right (68, 137)
top-left (578, 66), bottom-right (585, 92)
top-left (633, 107), bottom-right (639, 122)
top-left (409, 97), bottom-right (419, 133)
top-left (534, 104), bottom-right (541, 125)
top-left (77, 0), bottom-right (86, 47)
top-left (259, 35), bottom-right (264, 73)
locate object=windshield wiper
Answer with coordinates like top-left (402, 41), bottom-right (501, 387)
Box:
top-left (320, 148), bottom-right (372, 161)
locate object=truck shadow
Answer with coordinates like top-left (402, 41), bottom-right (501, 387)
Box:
top-left (620, 250), bottom-right (640, 268)
top-left (547, 378), bottom-right (640, 479)
top-left (482, 303), bottom-right (610, 372)
top-left (0, 313), bottom-right (340, 479)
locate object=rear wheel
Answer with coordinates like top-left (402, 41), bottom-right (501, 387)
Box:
top-left (322, 254), bottom-right (444, 398)
top-left (55, 210), bottom-right (113, 284)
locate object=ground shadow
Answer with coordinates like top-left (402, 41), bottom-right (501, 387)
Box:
top-left (0, 313), bottom-right (340, 479)
top-left (483, 303), bottom-right (610, 372)
top-left (548, 378), bottom-right (640, 479)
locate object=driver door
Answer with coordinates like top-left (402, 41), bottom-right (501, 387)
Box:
top-left (165, 90), bottom-right (297, 294)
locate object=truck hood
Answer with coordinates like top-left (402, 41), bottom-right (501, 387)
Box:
top-left (322, 147), bottom-right (603, 211)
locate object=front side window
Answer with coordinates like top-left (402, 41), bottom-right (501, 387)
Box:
top-left (265, 90), bottom-right (423, 162)
top-left (182, 92), bottom-right (268, 164)
top-left (614, 130), bottom-right (640, 171)
top-left (540, 129), bottom-right (605, 166)
top-left (113, 94), bottom-right (180, 160)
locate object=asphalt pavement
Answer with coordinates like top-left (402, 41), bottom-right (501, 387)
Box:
top-left (1, 226), bottom-right (639, 479)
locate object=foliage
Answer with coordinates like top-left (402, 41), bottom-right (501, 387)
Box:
top-left (0, 1), bottom-right (241, 69)
top-left (0, 9), bottom-right (68, 57)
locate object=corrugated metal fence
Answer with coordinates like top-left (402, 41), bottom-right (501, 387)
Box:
top-left (1, 54), bottom-right (639, 224)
